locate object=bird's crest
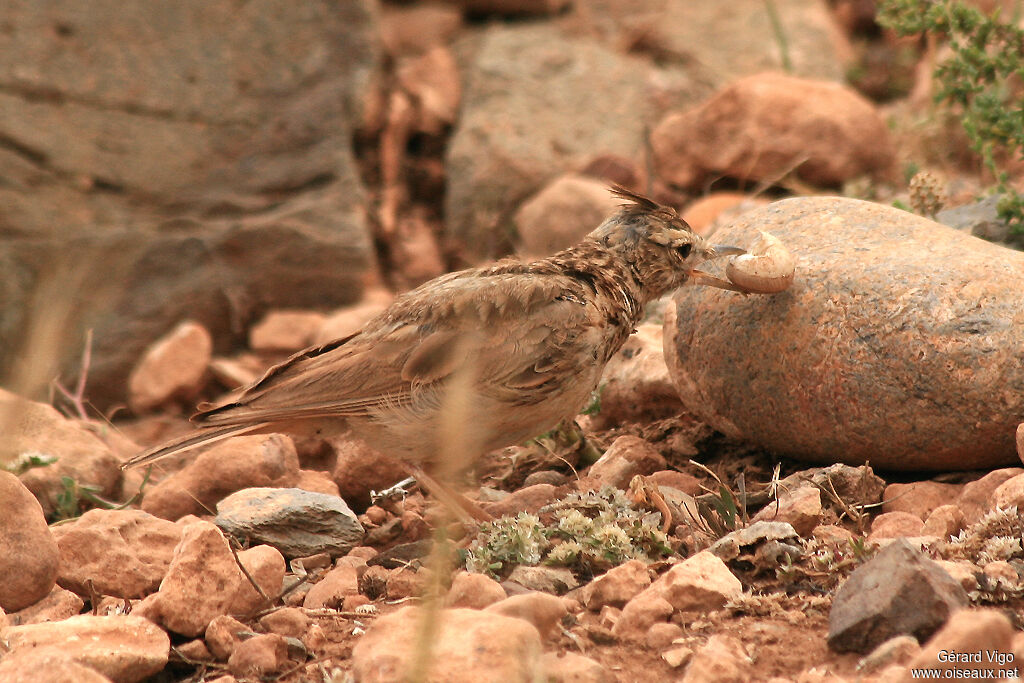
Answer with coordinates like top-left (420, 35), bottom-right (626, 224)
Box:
top-left (610, 185), bottom-right (660, 213)
top-left (608, 186), bottom-right (686, 231)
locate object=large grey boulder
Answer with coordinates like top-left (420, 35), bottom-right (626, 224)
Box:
top-left (665, 197), bottom-right (1024, 471)
top-left (0, 0), bottom-right (379, 407)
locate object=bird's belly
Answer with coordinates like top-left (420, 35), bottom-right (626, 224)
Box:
top-left (353, 375), bottom-right (600, 466)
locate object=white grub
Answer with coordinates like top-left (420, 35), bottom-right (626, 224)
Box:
top-left (726, 231), bottom-right (795, 293)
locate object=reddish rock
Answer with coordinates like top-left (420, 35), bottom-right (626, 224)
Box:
top-left (935, 560), bottom-right (980, 593)
top-left (982, 560), bottom-right (1017, 585)
top-left (1018, 423), bottom-right (1024, 462)
top-left (648, 470), bottom-right (702, 497)
top-left (52, 509), bottom-right (182, 598)
top-left (542, 651), bottom-right (614, 683)
top-left (205, 615), bottom-right (249, 660)
top-left (0, 472), bottom-right (59, 612)
top-left (249, 310), bottom-right (326, 353)
top-left (390, 211), bottom-right (447, 288)
top-left (141, 522), bottom-right (285, 637)
top-left (587, 436), bottom-right (666, 490)
top-left (598, 605), bottom-right (620, 630)
top-left (921, 505), bottom-right (965, 540)
top-left (8, 586), bottom-right (84, 627)
top-left (751, 486), bottom-right (823, 537)
top-left (0, 650), bottom-right (113, 683)
top-left (258, 607), bottom-right (310, 638)
top-left (580, 559), bottom-right (652, 611)
top-left (647, 621), bottom-right (685, 651)
top-left (209, 354), bottom-right (265, 390)
top-left (812, 525), bottom-right (856, 546)
top-left (303, 565), bottom-right (360, 609)
top-left (142, 434), bottom-right (299, 521)
top-left (579, 154), bottom-right (643, 189)
top-left (681, 634), bottom-right (751, 683)
top-left (610, 591), bottom-right (674, 643)
top-left (453, 0), bottom-right (569, 15)
top-left (3, 615), bottom-right (169, 683)
top-left (882, 482), bottom-right (963, 520)
top-left (869, 512), bottom-right (925, 541)
top-left (380, 3), bottom-right (462, 57)
top-left (228, 633), bottom-right (289, 677)
top-left (397, 46), bottom-right (461, 135)
top-left (295, 469), bottom-right (341, 496)
top-left (666, 197), bottom-right (1024, 471)
top-left (956, 468), bottom-right (1024, 524)
top-left (331, 438), bottom-right (408, 511)
top-left (907, 609), bottom-right (1016, 678)
top-left (992, 473), bottom-right (1024, 511)
top-left (400, 510), bottom-right (429, 541)
top-left (348, 546), bottom-right (379, 562)
top-left (385, 567), bottom-right (427, 600)
top-left (484, 592), bottom-right (568, 639)
top-left (656, 552), bottom-right (742, 611)
top-left (682, 193), bottom-right (769, 237)
top-left (484, 484), bottom-right (559, 518)
top-left (175, 639), bottom-right (213, 663)
top-left (314, 292), bottom-right (393, 346)
top-left (2, 389), bottom-right (122, 517)
top-left (563, 0), bottom-right (847, 84)
top-left (514, 174), bottom-right (622, 258)
top-left (445, 24), bottom-right (696, 262)
top-left (303, 624), bottom-right (328, 653)
top-left (128, 320), bottom-right (212, 413)
top-left (589, 325), bottom-right (684, 430)
top-left (653, 73), bottom-right (894, 189)
top-left (662, 645), bottom-right (694, 669)
top-left (343, 594), bottom-right (372, 612)
top-left (858, 635), bottom-right (921, 676)
top-left (446, 571), bottom-right (507, 609)
top-left (352, 606), bottom-right (543, 680)
top-left (506, 566), bottom-right (579, 595)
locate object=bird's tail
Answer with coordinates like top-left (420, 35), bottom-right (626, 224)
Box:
top-left (121, 422), bottom-right (271, 470)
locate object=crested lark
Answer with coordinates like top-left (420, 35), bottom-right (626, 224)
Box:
top-left (124, 188), bottom-right (746, 520)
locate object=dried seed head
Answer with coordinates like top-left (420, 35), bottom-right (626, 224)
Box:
top-left (725, 231), bottom-right (795, 293)
top-left (909, 170), bottom-right (947, 218)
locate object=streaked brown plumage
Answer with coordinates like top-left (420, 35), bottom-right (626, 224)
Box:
top-left (123, 188), bottom-right (745, 519)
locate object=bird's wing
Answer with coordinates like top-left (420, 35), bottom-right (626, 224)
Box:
top-left (195, 271), bottom-right (601, 426)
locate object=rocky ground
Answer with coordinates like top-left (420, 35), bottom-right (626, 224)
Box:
top-left (2, 0), bottom-right (1024, 682)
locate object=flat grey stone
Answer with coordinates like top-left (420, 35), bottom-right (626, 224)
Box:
top-left (215, 487), bottom-right (363, 559)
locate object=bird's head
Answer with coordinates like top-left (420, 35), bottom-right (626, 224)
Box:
top-left (589, 187), bottom-right (746, 298)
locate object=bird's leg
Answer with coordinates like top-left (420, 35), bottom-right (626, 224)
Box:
top-left (688, 269), bottom-right (753, 294)
top-left (628, 475), bottom-right (675, 534)
top-left (405, 463), bottom-right (494, 524)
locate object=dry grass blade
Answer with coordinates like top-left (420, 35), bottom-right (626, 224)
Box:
top-left (50, 329), bottom-right (94, 421)
top-left (407, 340), bottom-right (480, 682)
top-left (228, 536), bottom-right (271, 604)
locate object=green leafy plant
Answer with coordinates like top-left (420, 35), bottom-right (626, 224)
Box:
top-left (2, 451), bottom-right (58, 475)
top-left (465, 487), bottom-right (672, 578)
top-left (52, 469), bottom-right (152, 522)
top-left (880, 0), bottom-right (1024, 230)
top-left (54, 475), bottom-right (97, 520)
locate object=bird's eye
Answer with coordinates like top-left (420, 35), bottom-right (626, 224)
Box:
top-left (675, 244), bottom-right (692, 258)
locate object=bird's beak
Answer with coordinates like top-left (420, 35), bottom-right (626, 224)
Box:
top-left (687, 244), bottom-right (749, 293)
top-left (706, 245), bottom-right (747, 259)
